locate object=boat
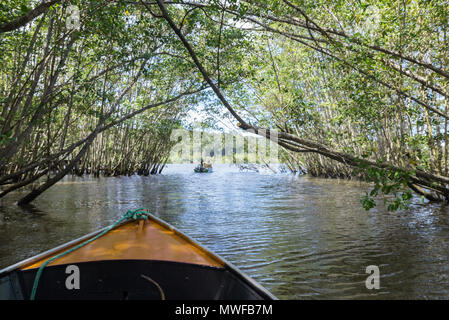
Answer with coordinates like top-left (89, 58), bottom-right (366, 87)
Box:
top-left (194, 162), bottom-right (213, 173)
top-left (0, 210), bottom-right (275, 300)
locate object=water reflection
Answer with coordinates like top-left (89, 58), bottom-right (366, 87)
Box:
top-left (0, 164), bottom-right (448, 299)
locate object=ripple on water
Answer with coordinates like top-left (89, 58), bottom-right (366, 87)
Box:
top-left (1, 165), bottom-right (449, 299)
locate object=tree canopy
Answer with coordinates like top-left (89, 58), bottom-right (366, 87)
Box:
top-left (1, 0), bottom-right (449, 210)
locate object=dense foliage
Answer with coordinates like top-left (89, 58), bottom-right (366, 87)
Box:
top-left (1, 0), bottom-right (448, 210)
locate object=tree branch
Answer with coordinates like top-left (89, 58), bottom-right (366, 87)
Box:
top-left (0, 0), bottom-right (60, 33)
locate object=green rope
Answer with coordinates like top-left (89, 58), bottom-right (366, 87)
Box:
top-left (29, 208), bottom-right (149, 300)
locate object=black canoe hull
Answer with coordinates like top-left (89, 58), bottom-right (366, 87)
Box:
top-left (194, 167), bottom-right (213, 173)
top-left (0, 259), bottom-right (272, 300)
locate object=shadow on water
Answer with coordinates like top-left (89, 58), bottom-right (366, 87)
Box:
top-left (16, 203), bottom-right (45, 215)
top-left (1, 164), bottom-right (449, 299)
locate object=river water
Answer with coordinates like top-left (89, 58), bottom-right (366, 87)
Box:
top-left (1, 164), bottom-right (448, 299)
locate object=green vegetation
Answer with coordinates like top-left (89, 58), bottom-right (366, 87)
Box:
top-left (1, 0), bottom-right (449, 210)
top-left (168, 128), bottom-right (279, 164)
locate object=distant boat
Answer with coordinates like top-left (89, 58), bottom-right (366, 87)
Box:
top-left (0, 211), bottom-right (275, 300)
top-left (194, 163), bottom-right (213, 173)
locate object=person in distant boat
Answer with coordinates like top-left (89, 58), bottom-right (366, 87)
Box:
top-left (200, 158), bottom-right (204, 171)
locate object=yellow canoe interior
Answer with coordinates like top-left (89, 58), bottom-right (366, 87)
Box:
top-left (22, 219), bottom-right (224, 270)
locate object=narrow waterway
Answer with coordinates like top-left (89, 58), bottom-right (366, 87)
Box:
top-left (1, 164), bottom-right (448, 299)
